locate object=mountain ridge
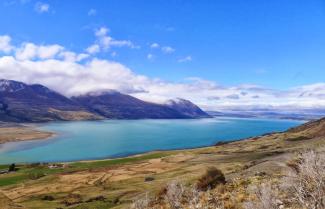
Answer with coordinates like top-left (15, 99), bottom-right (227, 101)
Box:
top-left (0, 79), bottom-right (210, 122)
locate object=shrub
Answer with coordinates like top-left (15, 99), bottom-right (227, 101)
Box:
top-left (28, 172), bottom-right (45, 180)
top-left (8, 163), bottom-right (16, 172)
top-left (41, 195), bottom-right (54, 201)
top-left (283, 150), bottom-right (325, 209)
top-left (246, 150), bottom-right (325, 209)
top-left (145, 176), bottom-right (155, 182)
top-left (244, 183), bottom-right (281, 209)
top-left (85, 195), bottom-right (106, 202)
top-left (196, 167), bottom-right (226, 191)
top-left (131, 193), bottom-right (151, 209)
top-left (61, 194), bottom-right (83, 206)
top-left (165, 180), bottom-right (185, 209)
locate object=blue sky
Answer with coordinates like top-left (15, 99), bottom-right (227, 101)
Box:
top-left (0, 0), bottom-right (325, 110)
top-left (1, 0), bottom-right (325, 88)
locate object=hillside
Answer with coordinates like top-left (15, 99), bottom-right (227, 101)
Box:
top-left (73, 91), bottom-right (210, 119)
top-left (0, 79), bottom-right (101, 122)
top-left (287, 117), bottom-right (325, 138)
top-left (165, 98), bottom-right (211, 118)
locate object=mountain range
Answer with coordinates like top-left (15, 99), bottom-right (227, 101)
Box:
top-left (207, 110), bottom-right (325, 120)
top-left (0, 79), bottom-right (210, 122)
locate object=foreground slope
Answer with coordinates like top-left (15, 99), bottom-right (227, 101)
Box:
top-left (0, 117), bottom-right (324, 209)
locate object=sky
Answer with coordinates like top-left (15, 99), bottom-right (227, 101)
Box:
top-left (0, 0), bottom-right (325, 111)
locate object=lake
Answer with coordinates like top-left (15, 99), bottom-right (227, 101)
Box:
top-left (0, 117), bottom-right (303, 164)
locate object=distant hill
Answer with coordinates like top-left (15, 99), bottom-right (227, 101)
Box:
top-left (0, 79), bottom-right (101, 122)
top-left (0, 79), bottom-right (210, 122)
top-left (207, 110), bottom-right (324, 120)
top-left (72, 91), bottom-right (210, 119)
top-left (165, 98), bottom-right (211, 118)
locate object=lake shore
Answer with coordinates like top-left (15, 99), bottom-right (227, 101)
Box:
top-left (0, 124), bottom-right (54, 144)
top-left (0, 118), bottom-right (302, 164)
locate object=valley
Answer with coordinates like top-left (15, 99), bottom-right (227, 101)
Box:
top-left (0, 117), bottom-right (323, 209)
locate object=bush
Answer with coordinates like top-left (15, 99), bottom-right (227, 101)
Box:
top-left (85, 195), bottom-right (106, 202)
top-left (131, 193), bottom-right (151, 209)
top-left (145, 176), bottom-right (155, 182)
top-left (28, 172), bottom-right (45, 180)
top-left (8, 163), bottom-right (16, 172)
top-left (61, 194), bottom-right (82, 206)
top-left (244, 183), bottom-right (281, 209)
top-left (41, 195), bottom-right (54, 201)
top-left (196, 167), bottom-right (226, 191)
top-left (283, 150), bottom-right (325, 209)
top-left (164, 180), bottom-right (185, 209)
top-left (246, 150), bottom-right (325, 209)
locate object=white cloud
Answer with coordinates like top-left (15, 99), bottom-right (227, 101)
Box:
top-left (162, 46), bottom-right (175, 54)
top-left (86, 44), bottom-right (100, 54)
top-left (59, 51), bottom-right (89, 62)
top-left (14, 42), bottom-right (88, 62)
top-left (34, 2), bottom-right (49, 13)
top-left (147, 53), bottom-right (154, 60)
top-left (15, 43), bottom-right (63, 60)
top-left (37, 45), bottom-right (64, 59)
top-left (0, 35), bottom-right (13, 53)
top-left (111, 51), bottom-right (117, 57)
top-left (88, 9), bottom-right (97, 16)
top-left (15, 43), bottom-right (38, 60)
top-left (102, 37), bottom-right (135, 48)
top-left (95, 27), bottom-right (109, 37)
top-left (88, 27), bottom-right (139, 50)
top-left (150, 43), bottom-right (160, 48)
top-left (178, 56), bottom-right (192, 63)
top-left (1, 35), bottom-right (325, 111)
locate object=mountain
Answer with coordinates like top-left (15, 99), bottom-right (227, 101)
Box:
top-left (0, 79), bottom-right (210, 122)
top-left (165, 98), bottom-right (211, 118)
top-left (0, 79), bottom-right (101, 122)
top-left (72, 91), bottom-right (208, 119)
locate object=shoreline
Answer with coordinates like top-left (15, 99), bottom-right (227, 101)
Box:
top-left (0, 125), bottom-right (55, 145)
top-left (0, 131), bottom-right (277, 165)
top-left (0, 117), bottom-right (303, 165)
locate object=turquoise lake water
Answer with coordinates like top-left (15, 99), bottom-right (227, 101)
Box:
top-left (0, 117), bottom-right (303, 164)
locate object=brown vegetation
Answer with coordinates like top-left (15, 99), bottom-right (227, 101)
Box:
top-left (132, 149), bottom-right (325, 209)
top-left (196, 167), bottom-right (226, 191)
